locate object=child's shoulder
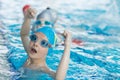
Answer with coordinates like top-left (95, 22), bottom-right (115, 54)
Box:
top-left (43, 66), bottom-right (56, 78)
top-left (23, 58), bottom-right (31, 67)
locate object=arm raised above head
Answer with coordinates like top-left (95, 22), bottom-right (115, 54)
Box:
top-left (55, 30), bottom-right (72, 80)
top-left (20, 5), bottom-right (36, 53)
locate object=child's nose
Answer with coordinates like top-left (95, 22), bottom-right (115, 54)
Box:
top-left (33, 41), bottom-right (38, 47)
top-left (40, 24), bottom-right (44, 27)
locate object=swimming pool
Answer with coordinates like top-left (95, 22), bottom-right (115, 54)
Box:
top-left (0, 0), bottom-right (120, 80)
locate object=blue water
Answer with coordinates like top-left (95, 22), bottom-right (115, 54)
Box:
top-left (0, 0), bottom-right (120, 80)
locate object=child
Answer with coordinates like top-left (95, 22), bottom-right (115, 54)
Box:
top-left (20, 5), bottom-right (71, 80)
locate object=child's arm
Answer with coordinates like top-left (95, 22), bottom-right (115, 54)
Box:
top-left (55, 30), bottom-right (72, 80)
top-left (20, 5), bottom-right (36, 53)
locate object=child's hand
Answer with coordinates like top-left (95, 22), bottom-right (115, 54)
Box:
top-left (63, 30), bottom-right (72, 46)
top-left (23, 5), bottom-right (36, 19)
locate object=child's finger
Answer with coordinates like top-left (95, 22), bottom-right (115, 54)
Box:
top-left (31, 8), bottom-right (37, 14)
top-left (63, 30), bottom-right (67, 36)
top-left (28, 8), bottom-right (35, 18)
top-left (29, 8), bottom-right (36, 14)
top-left (28, 8), bottom-right (34, 15)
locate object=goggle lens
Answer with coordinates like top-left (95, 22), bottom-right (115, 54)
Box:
top-left (30, 34), bottom-right (50, 48)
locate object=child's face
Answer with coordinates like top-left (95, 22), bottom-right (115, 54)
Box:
top-left (28, 32), bottom-right (48, 59)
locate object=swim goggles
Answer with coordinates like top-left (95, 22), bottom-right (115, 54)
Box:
top-left (33, 20), bottom-right (53, 27)
top-left (30, 34), bottom-right (51, 48)
top-left (32, 20), bottom-right (53, 32)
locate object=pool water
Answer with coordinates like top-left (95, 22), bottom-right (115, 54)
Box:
top-left (0, 0), bottom-right (120, 80)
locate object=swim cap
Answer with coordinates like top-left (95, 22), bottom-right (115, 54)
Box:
top-left (35, 26), bottom-right (57, 47)
top-left (36, 7), bottom-right (58, 25)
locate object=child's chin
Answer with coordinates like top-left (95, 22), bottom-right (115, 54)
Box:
top-left (29, 55), bottom-right (39, 59)
top-left (29, 52), bottom-right (38, 58)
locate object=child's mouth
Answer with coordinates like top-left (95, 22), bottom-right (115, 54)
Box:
top-left (31, 48), bottom-right (37, 53)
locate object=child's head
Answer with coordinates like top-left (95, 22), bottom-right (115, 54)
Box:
top-left (32, 7), bottom-right (58, 32)
top-left (37, 7), bottom-right (58, 25)
top-left (29, 26), bottom-right (57, 59)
